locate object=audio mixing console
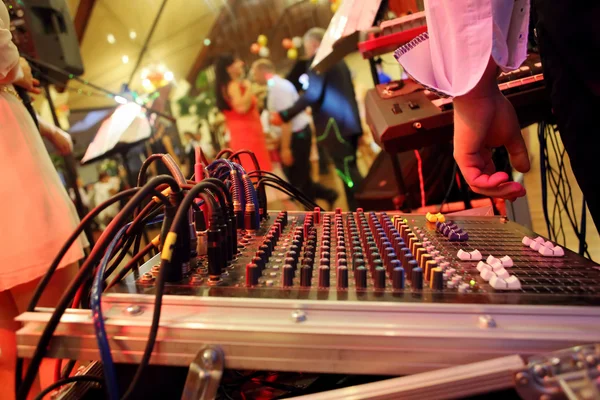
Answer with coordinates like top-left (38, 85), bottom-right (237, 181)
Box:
top-left (113, 209), bottom-right (600, 307)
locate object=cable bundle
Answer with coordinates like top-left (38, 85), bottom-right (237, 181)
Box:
top-left (15, 148), bottom-right (318, 400)
top-left (538, 121), bottom-right (590, 259)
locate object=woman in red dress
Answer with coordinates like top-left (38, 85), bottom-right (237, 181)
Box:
top-left (215, 54), bottom-right (273, 172)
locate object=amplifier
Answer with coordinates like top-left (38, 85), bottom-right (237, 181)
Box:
top-left (17, 209), bottom-right (600, 376)
top-left (366, 54), bottom-right (550, 153)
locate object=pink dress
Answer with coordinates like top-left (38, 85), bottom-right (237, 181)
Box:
top-left (0, 3), bottom-right (86, 291)
top-left (222, 83), bottom-right (273, 172)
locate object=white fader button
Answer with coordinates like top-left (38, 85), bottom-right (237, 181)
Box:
top-left (457, 249), bottom-right (471, 260)
top-left (487, 255), bottom-right (500, 265)
top-left (457, 249), bottom-right (483, 261)
top-left (495, 268), bottom-right (510, 280)
top-left (522, 236), bottom-right (532, 246)
top-left (480, 268), bottom-right (496, 282)
top-left (489, 275), bottom-right (508, 290)
top-left (530, 241), bottom-right (542, 251)
top-left (470, 250), bottom-right (482, 261)
top-left (543, 241), bottom-right (554, 249)
top-left (500, 256), bottom-right (513, 267)
top-left (539, 244), bottom-right (565, 257)
top-left (534, 236), bottom-right (546, 244)
top-left (477, 261), bottom-right (491, 272)
top-left (505, 275), bottom-right (522, 290)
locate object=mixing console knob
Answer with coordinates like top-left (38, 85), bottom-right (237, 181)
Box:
top-left (425, 260), bottom-right (437, 282)
top-left (314, 207), bottom-right (321, 224)
top-left (337, 266), bottom-right (349, 289)
top-left (420, 253), bottom-right (432, 270)
top-left (406, 259), bottom-right (418, 276)
top-left (303, 257), bottom-right (314, 269)
top-left (284, 256), bottom-right (296, 271)
top-left (412, 241), bottom-right (423, 256)
top-left (337, 258), bottom-right (348, 268)
top-left (300, 266), bottom-right (313, 287)
top-left (282, 264), bottom-right (294, 287)
top-left (252, 255), bottom-right (264, 272)
top-left (355, 266), bottom-right (367, 289)
top-left (385, 251), bottom-right (397, 272)
top-left (372, 258), bottom-right (384, 271)
top-left (305, 244), bottom-right (316, 254)
top-left (431, 268), bottom-right (444, 290)
top-left (352, 245), bottom-right (362, 256)
top-left (353, 256), bottom-right (365, 270)
top-left (319, 257), bottom-right (330, 267)
top-left (256, 249), bottom-right (268, 265)
top-left (374, 267), bottom-right (386, 289)
top-left (336, 207), bottom-right (342, 214)
top-left (245, 263), bottom-right (260, 287)
top-left (392, 265), bottom-right (405, 290)
top-left (411, 267), bottom-right (424, 290)
top-left (321, 251), bottom-right (330, 261)
top-left (337, 239), bottom-right (346, 248)
top-left (337, 252), bottom-right (347, 261)
top-left (318, 266), bottom-right (330, 288)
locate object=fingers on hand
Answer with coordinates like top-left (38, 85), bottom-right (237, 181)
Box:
top-left (505, 132), bottom-right (531, 173)
top-left (470, 181), bottom-right (526, 200)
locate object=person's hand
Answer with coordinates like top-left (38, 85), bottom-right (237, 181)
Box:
top-left (280, 147), bottom-right (294, 167)
top-left (453, 88), bottom-right (530, 201)
top-left (270, 111), bottom-right (283, 126)
top-left (13, 58), bottom-right (42, 94)
top-left (46, 126), bottom-right (74, 155)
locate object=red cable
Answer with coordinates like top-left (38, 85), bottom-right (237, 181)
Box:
top-left (414, 150), bottom-right (426, 208)
top-left (53, 359), bottom-right (62, 382)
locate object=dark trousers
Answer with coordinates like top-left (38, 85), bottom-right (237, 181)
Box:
top-left (534, 0), bottom-right (600, 233)
top-left (318, 127), bottom-right (364, 211)
top-left (283, 125), bottom-right (332, 202)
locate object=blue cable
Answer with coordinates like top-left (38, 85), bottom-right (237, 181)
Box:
top-left (91, 225), bottom-right (127, 400)
top-left (91, 217), bottom-right (164, 400)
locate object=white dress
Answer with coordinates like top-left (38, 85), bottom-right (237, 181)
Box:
top-left (0, 3), bottom-right (86, 291)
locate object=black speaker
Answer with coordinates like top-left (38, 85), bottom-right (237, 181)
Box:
top-left (4, 0), bottom-right (84, 83)
top-left (356, 143), bottom-right (459, 211)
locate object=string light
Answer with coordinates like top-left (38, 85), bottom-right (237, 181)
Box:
top-left (164, 71), bottom-right (174, 81)
top-left (122, 55), bottom-right (129, 64)
top-left (114, 95), bottom-right (128, 105)
top-left (107, 34), bottom-right (116, 44)
top-left (204, 38), bottom-right (211, 46)
top-left (129, 30), bottom-right (137, 40)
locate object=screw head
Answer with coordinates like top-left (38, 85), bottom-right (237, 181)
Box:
top-left (291, 310), bottom-right (306, 323)
top-left (515, 372), bottom-right (529, 385)
top-left (478, 315), bottom-right (496, 328)
top-left (125, 305), bottom-right (143, 316)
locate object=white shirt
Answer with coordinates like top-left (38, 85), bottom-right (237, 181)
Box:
top-left (267, 75), bottom-right (311, 132)
top-left (394, 0), bottom-right (530, 97)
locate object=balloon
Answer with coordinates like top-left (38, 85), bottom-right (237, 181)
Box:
top-left (287, 48), bottom-right (298, 60)
top-left (331, 2), bottom-right (339, 12)
top-left (257, 34), bottom-right (268, 47)
top-left (282, 38), bottom-right (293, 49)
top-left (292, 36), bottom-right (303, 49)
top-left (250, 43), bottom-right (260, 54)
top-left (258, 46), bottom-right (270, 57)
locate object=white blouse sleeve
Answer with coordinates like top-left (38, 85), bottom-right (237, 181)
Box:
top-left (394, 0), bottom-right (530, 98)
top-left (0, 4), bottom-right (21, 84)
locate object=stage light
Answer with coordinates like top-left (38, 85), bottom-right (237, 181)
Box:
top-left (114, 95), bottom-right (128, 105)
top-left (107, 34), bottom-right (116, 44)
top-left (129, 30), bottom-right (137, 40)
top-left (122, 55), bottom-right (129, 64)
top-left (204, 38), bottom-right (211, 46)
top-left (141, 68), bottom-right (150, 79)
top-left (164, 71), bottom-right (174, 81)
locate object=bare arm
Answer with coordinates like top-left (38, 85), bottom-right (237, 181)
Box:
top-left (227, 81), bottom-right (253, 114)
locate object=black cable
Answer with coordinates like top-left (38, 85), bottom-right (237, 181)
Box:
top-left (17, 176), bottom-right (181, 400)
top-left (61, 360), bottom-right (77, 380)
top-left (438, 162), bottom-right (458, 213)
top-left (261, 182), bottom-right (316, 210)
top-left (34, 376), bottom-right (104, 400)
top-left (121, 182), bottom-right (217, 400)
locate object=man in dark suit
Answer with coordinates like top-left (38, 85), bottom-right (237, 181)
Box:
top-left (272, 28), bottom-right (364, 210)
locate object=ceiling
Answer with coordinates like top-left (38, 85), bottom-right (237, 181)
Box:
top-left (66, 0), bottom-right (225, 110)
top-left (62, 0), bottom-right (334, 111)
